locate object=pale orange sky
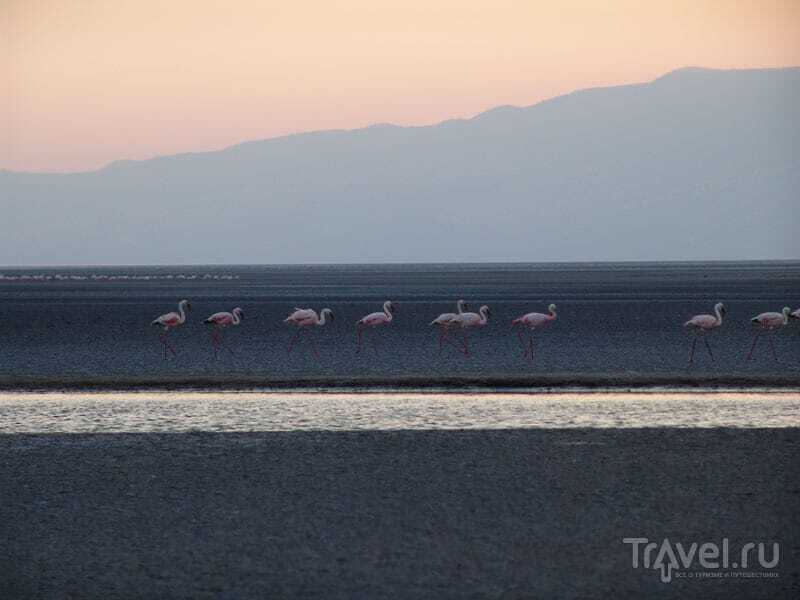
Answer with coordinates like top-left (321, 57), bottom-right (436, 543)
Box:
top-left (3, 0), bottom-right (799, 173)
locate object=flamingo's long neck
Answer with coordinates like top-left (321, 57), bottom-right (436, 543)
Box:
top-left (318, 310), bottom-right (327, 326)
top-left (232, 310), bottom-right (241, 325)
top-left (177, 302), bottom-right (187, 324)
top-left (549, 307), bottom-right (557, 320)
top-left (457, 300), bottom-right (466, 314)
top-left (714, 305), bottom-right (723, 325)
top-left (384, 304), bottom-right (393, 321)
top-left (479, 308), bottom-right (488, 325)
top-left (782, 309), bottom-right (789, 325)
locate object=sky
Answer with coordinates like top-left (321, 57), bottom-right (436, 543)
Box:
top-left (3, 0), bottom-right (800, 173)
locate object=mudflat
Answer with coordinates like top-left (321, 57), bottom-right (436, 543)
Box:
top-left (1, 429), bottom-right (798, 599)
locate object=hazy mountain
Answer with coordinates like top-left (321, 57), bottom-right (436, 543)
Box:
top-left (2, 66), bottom-right (798, 265)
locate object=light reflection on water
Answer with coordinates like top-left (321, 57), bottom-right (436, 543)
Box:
top-left (1, 391), bottom-right (799, 433)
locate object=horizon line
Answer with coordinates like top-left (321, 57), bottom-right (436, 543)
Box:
top-left (2, 258), bottom-right (799, 270)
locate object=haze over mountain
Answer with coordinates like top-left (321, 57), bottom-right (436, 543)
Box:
top-left (2, 66), bottom-right (798, 265)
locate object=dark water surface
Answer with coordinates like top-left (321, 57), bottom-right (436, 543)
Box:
top-left (1, 262), bottom-right (798, 387)
top-left (2, 428), bottom-right (797, 599)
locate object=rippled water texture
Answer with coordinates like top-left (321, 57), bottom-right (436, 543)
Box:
top-left (1, 391), bottom-right (798, 432)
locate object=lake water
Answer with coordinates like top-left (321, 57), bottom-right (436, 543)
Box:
top-left (0, 262), bottom-right (798, 388)
top-left (1, 391), bottom-right (798, 432)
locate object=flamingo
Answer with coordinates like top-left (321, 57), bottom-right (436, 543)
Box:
top-left (151, 299), bottom-right (191, 359)
top-left (285, 307), bottom-right (334, 358)
top-left (791, 308), bottom-right (800, 321)
top-left (512, 303), bottom-right (557, 362)
top-left (450, 305), bottom-right (491, 356)
top-left (430, 299), bottom-right (469, 353)
top-left (684, 302), bottom-right (725, 364)
top-left (747, 306), bottom-right (791, 361)
top-left (204, 307), bottom-right (244, 358)
top-left (356, 301), bottom-right (396, 353)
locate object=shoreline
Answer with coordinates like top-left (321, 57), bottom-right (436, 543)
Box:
top-left (2, 373), bottom-right (799, 393)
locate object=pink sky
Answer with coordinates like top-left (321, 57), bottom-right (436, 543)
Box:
top-left (3, 0), bottom-right (800, 173)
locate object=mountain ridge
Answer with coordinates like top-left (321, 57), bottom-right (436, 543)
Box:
top-left (5, 66), bottom-right (796, 177)
top-left (2, 66), bottom-right (798, 264)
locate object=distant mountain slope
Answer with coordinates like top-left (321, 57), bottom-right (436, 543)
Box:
top-left (2, 67), bottom-right (798, 265)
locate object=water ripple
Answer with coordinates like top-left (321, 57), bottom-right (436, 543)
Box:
top-left (1, 391), bottom-right (798, 433)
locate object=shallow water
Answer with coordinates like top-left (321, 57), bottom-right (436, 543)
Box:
top-left (1, 391), bottom-right (798, 432)
top-left (1, 262), bottom-right (799, 386)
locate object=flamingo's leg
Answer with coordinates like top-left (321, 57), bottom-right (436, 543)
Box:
top-left (688, 337), bottom-right (697, 365)
top-left (220, 333), bottom-right (235, 357)
top-left (446, 338), bottom-right (462, 350)
top-left (746, 333), bottom-right (760, 361)
top-left (309, 335), bottom-right (320, 360)
top-left (287, 329), bottom-right (301, 355)
top-left (371, 329), bottom-right (380, 355)
top-left (356, 326), bottom-right (363, 354)
top-left (442, 329), bottom-right (462, 352)
top-left (528, 332), bottom-right (534, 362)
top-left (438, 328), bottom-right (446, 353)
top-left (704, 338), bottom-right (714, 361)
top-left (768, 335), bottom-right (778, 362)
top-left (161, 332), bottom-right (177, 358)
top-left (210, 329), bottom-right (220, 359)
top-left (517, 330), bottom-right (528, 357)
top-left (462, 330), bottom-right (470, 357)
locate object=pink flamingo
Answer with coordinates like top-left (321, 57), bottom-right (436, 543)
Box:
top-left (151, 299), bottom-right (191, 359)
top-left (356, 301), bottom-right (396, 353)
top-left (203, 307), bottom-right (244, 358)
top-left (450, 305), bottom-right (491, 356)
top-left (684, 302), bottom-right (725, 364)
top-left (512, 303), bottom-right (557, 362)
top-left (284, 307), bottom-right (334, 358)
top-left (747, 307), bottom-right (791, 361)
top-left (430, 299), bottom-right (469, 353)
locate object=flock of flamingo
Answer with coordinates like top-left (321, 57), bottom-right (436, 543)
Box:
top-left (151, 299), bottom-right (799, 363)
